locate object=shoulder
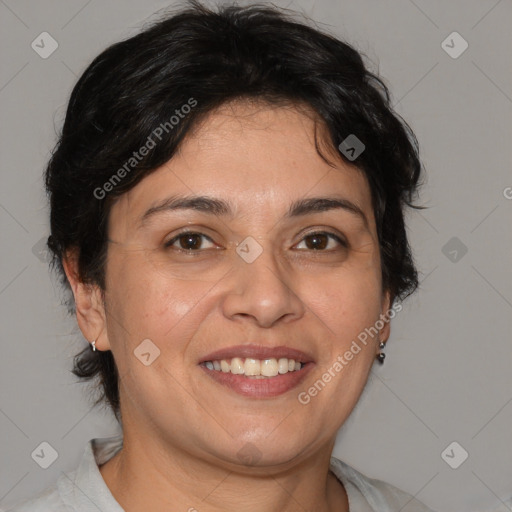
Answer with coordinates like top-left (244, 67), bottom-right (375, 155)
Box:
top-left (6, 435), bottom-right (123, 512)
top-left (329, 456), bottom-right (436, 512)
top-left (6, 482), bottom-right (70, 512)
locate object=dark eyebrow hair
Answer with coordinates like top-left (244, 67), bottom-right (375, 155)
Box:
top-left (139, 195), bottom-right (233, 226)
top-left (139, 195), bottom-right (368, 228)
top-left (287, 197), bottom-right (368, 228)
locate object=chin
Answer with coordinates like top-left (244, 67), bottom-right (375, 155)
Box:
top-left (215, 435), bottom-right (311, 470)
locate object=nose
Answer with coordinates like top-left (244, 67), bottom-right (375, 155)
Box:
top-left (221, 248), bottom-right (305, 328)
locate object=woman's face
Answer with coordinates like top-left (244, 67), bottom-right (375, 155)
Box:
top-left (98, 100), bottom-right (390, 468)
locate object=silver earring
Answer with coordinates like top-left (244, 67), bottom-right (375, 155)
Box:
top-left (376, 341), bottom-right (386, 364)
top-left (91, 340), bottom-right (97, 352)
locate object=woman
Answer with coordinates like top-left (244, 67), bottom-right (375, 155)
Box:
top-left (10, 1), bottom-right (435, 510)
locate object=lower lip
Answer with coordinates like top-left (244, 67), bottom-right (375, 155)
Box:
top-left (199, 363), bottom-right (315, 398)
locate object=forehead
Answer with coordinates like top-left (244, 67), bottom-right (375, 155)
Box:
top-left (109, 100), bottom-right (374, 229)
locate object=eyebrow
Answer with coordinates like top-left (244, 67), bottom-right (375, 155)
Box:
top-left (139, 195), bottom-right (368, 228)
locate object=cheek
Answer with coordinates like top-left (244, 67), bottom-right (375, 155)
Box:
top-left (125, 281), bottom-right (210, 339)
top-left (106, 251), bottom-right (215, 346)
top-left (104, 271), bottom-right (215, 407)
top-left (305, 265), bottom-right (383, 332)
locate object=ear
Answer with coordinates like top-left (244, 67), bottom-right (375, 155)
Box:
top-left (379, 290), bottom-right (392, 344)
top-left (62, 249), bottom-right (111, 351)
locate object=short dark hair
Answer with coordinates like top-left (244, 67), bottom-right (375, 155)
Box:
top-left (45, 0), bottom-right (423, 420)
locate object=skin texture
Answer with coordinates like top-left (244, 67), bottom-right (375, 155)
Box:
top-left (64, 99), bottom-right (391, 512)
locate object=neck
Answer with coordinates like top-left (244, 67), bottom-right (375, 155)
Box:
top-left (99, 428), bottom-right (348, 512)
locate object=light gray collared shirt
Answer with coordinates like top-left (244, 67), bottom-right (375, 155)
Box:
top-left (8, 435), bottom-right (439, 511)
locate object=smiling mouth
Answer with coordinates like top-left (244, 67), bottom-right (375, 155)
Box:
top-left (198, 344), bottom-right (314, 396)
top-left (200, 357), bottom-right (305, 378)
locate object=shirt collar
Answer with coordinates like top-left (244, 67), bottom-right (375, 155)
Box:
top-left (57, 435), bottom-right (124, 511)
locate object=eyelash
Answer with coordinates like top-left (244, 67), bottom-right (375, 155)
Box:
top-left (164, 231), bottom-right (217, 252)
top-left (295, 231), bottom-right (348, 251)
top-left (163, 230), bottom-right (348, 253)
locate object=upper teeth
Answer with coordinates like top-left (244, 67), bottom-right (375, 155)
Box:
top-left (204, 357), bottom-right (303, 377)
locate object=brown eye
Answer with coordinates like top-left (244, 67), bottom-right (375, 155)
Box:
top-left (179, 233), bottom-right (202, 250)
top-left (165, 232), bottom-right (215, 251)
top-left (295, 232), bottom-right (346, 251)
top-left (305, 233), bottom-right (328, 250)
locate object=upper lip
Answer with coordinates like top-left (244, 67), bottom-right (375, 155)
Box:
top-left (199, 344), bottom-right (315, 364)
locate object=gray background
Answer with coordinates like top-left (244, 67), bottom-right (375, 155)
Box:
top-left (1, 0), bottom-right (511, 511)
